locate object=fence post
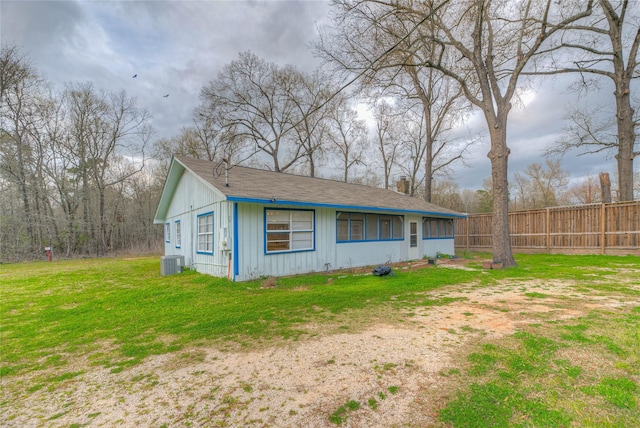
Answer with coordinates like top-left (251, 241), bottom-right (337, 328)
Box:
top-left (600, 203), bottom-right (606, 255)
top-left (466, 216), bottom-right (470, 249)
top-left (546, 208), bottom-right (550, 253)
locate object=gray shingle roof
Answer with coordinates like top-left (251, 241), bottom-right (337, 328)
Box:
top-left (175, 156), bottom-right (463, 218)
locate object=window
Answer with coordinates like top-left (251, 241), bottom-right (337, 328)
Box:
top-left (422, 218), bottom-right (454, 239)
top-left (336, 212), bottom-right (404, 242)
top-left (197, 212), bottom-right (213, 254)
top-left (165, 222), bottom-right (170, 242)
top-left (175, 220), bottom-right (181, 248)
top-left (265, 209), bottom-right (314, 253)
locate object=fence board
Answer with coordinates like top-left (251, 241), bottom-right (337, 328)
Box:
top-left (454, 201), bottom-right (640, 255)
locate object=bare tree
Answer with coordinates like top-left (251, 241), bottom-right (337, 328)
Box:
top-left (325, 94), bottom-right (368, 182)
top-left (319, 0), bottom-right (593, 266)
top-left (560, 175), bottom-right (602, 205)
top-left (200, 52), bottom-right (305, 172)
top-left (317, 0), bottom-right (471, 202)
top-left (0, 45), bottom-right (45, 254)
top-left (283, 67), bottom-right (333, 177)
top-left (66, 83), bottom-right (151, 256)
top-left (538, 0), bottom-right (639, 202)
top-left (371, 100), bottom-right (402, 189)
top-left (511, 159), bottom-right (568, 209)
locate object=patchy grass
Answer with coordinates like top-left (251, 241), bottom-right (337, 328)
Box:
top-left (1, 253), bottom-right (639, 427)
top-left (438, 305), bottom-right (640, 427)
top-left (0, 256), bottom-right (481, 376)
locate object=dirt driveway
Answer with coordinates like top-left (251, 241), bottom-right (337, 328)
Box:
top-left (4, 265), bottom-right (639, 427)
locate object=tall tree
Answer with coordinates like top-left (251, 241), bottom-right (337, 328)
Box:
top-left (325, 94), bottom-right (368, 182)
top-left (65, 83), bottom-right (151, 256)
top-left (371, 100), bottom-right (402, 189)
top-left (200, 52), bottom-right (303, 172)
top-left (0, 45), bottom-right (45, 254)
top-left (317, 0), bottom-right (470, 202)
top-left (320, 0), bottom-right (593, 266)
top-left (538, 0), bottom-right (639, 202)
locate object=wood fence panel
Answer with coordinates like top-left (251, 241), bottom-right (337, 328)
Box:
top-left (454, 201), bottom-right (640, 255)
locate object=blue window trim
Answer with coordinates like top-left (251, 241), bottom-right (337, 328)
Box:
top-left (175, 220), bottom-right (181, 248)
top-left (422, 217), bottom-right (455, 239)
top-left (264, 208), bottom-right (316, 255)
top-left (336, 211), bottom-right (404, 243)
top-left (165, 222), bottom-right (170, 243)
top-left (233, 203), bottom-right (239, 279)
top-left (196, 211), bottom-right (214, 255)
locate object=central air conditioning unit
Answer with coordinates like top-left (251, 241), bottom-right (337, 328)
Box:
top-left (160, 255), bottom-right (185, 275)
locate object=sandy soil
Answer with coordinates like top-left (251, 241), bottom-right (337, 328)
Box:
top-left (3, 264), bottom-right (639, 427)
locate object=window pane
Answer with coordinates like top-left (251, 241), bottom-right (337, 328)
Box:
top-left (380, 216), bottom-right (391, 240)
top-left (292, 211), bottom-right (313, 230)
top-left (267, 232), bottom-right (290, 251)
top-left (291, 231), bottom-right (312, 249)
top-left (393, 216), bottom-right (403, 239)
top-left (350, 213), bottom-right (364, 241)
top-left (337, 213), bottom-right (349, 241)
top-left (266, 210), bottom-right (290, 231)
top-left (430, 220), bottom-right (438, 238)
top-left (365, 214), bottom-right (378, 240)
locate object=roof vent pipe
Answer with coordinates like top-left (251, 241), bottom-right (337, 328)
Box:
top-left (223, 158), bottom-right (229, 187)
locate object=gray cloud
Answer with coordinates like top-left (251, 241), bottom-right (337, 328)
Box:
top-left (1, 0), bottom-right (626, 191)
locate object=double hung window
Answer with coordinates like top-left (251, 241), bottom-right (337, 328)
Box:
top-left (175, 220), bottom-right (181, 248)
top-left (197, 212), bottom-right (214, 254)
top-left (265, 209), bottom-right (314, 253)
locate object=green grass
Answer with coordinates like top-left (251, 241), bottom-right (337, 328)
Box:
top-left (0, 256), bottom-right (483, 374)
top-left (1, 253), bottom-right (639, 426)
top-left (439, 304), bottom-right (640, 428)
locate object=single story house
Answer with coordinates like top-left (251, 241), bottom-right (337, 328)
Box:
top-left (154, 156), bottom-right (465, 281)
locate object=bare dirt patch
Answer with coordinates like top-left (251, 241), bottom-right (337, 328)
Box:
top-left (3, 272), bottom-right (639, 427)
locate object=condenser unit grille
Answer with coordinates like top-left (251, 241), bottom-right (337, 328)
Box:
top-left (161, 255), bottom-right (185, 275)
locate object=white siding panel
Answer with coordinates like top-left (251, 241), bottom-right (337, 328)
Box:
top-left (422, 239), bottom-right (455, 258)
top-left (163, 172), bottom-right (231, 276)
top-left (335, 241), bottom-right (405, 269)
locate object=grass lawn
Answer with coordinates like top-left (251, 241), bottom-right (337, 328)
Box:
top-left (1, 253), bottom-right (639, 426)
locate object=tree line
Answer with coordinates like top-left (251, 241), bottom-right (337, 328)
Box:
top-left (1, 0), bottom-right (638, 263)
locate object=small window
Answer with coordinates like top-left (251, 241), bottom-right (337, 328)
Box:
top-left (165, 222), bottom-right (170, 243)
top-left (266, 209), bottom-right (314, 253)
top-left (175, 220), bottom-right (181, 248)
top-left (197, 212), bottom-right (213, 254)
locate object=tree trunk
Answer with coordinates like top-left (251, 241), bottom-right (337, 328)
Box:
top-left (599, 172), bottom-right (612, 203)
top-left (614, 82), bottom-right (635, 202)
top-left (487, 122), bottom-right (516, 267)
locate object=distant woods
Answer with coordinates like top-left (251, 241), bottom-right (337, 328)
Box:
top-left (1, 0), bottom-right (638, 262)
top-left (1, 46), bottom-right (159, 261)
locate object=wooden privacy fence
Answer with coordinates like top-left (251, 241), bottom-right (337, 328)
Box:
top-left (454, 201), bottom-right (640, 255)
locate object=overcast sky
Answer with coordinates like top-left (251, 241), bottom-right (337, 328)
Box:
top-left (1, 0), bottom-right (624, 191)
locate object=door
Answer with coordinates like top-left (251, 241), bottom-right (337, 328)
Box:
top-left (409, 221), bottom-right (419, 260)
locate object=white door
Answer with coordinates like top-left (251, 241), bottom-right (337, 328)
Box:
top-left (408, 221), bottom-right (420, 260)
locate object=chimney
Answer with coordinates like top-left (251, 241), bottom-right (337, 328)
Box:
top-left (396, 176), bottom-right (410, 194)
